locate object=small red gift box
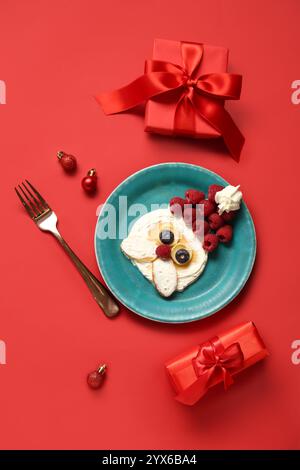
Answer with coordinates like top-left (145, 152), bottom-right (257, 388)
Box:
top-left (97, 39), bottom-right (245, 160)
top-left (145, 39), bottom-right (228, 138)
top-left (165, 321), bottom-right (268, 405)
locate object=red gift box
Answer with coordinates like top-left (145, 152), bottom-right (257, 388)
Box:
top-left (97, 39), bottom-right (245, 160)
top-left (145, 39), bottom-right (228, 138)
top-left (165, 321), bottom-right (269, 405)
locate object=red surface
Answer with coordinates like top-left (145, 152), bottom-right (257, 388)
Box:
top-left (0, 0), bottom-right (299, 450)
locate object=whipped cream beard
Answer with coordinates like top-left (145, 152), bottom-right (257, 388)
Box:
top-left (121, 208), bottom-right (208, 297)
top-left (215, 185), bottom-right (242, 214)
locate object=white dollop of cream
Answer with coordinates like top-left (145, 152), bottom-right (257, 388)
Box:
top-left (215, 185), bottom-right (243, 215)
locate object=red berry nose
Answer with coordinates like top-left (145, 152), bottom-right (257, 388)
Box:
top-left (155, 244), bottom-right (171, 260)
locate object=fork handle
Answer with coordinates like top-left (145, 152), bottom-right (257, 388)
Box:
top-left (54, 234), bottom-right (119, 318)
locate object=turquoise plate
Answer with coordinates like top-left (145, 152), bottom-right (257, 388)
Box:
top-left (95, 163), bottom-right (256, 323)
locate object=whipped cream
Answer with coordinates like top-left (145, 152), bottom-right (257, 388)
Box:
top-left (121, 208), bottom-right (207, 297)
top-left (215, 185), bottom-right (242, 215)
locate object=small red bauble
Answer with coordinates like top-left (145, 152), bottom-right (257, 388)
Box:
top-left (57, 151), bottom-right (77, 172)
top-left (87, 364), bottom-right (107, 389)
top-left (82, 168), bottom-right (97, 193)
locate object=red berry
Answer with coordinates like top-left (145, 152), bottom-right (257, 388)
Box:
top-left (87, 364), bottom-right (107, 390)
top-left (217, 225), bottom-right (233, 243)
top-left (183, 206), bottom-right (196, 226)
top-left (193, 220), bottom-right (210, 238)
top-left (208, 213), bottom-right (224, 231)
top-left (156, 245), bottom-right (171, 259)
top-left (82, 169), bottom-right (97, 193)
top-left (57, 151), bottom-right (77, 172)
top-left (208, 184), bottom-right (224, 202)
top-left (204, 220), bottom-right (210, 234)
top-left (185, 189), bottom-right (205, 205)
top-left (203, 234), bottom-right (219, 252)
top-left (221, 211), bottom-right (236, 223)
top-left (169, 197), bottom-right (186, 216)
top-left (201, 199), bottom-right (216, 217)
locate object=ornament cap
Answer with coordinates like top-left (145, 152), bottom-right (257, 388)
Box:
top-left (98, 364), bottom-right (107, 375)
top-left (57, 151), bottom-right (65, 160)
top-left (88, 168), bottom-right (97, 177)
top-left (57, 151), bottom-right (77, 172)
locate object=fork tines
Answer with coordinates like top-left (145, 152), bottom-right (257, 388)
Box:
top-left (15, 180), bottom-right (51, 220)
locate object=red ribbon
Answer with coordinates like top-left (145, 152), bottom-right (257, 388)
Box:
top-left (96, 41), bottom-right (245, 160)
top-left (191, 336), bottom-right (244, 400)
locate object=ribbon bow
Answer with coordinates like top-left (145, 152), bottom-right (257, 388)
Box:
top-left (97, 41), bottom-right (244, 160)
top-left (191, 336), bottom-right (244, 400)
top-left (174, 338), bottom-right (244, 405)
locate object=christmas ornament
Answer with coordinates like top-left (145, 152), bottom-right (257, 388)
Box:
top-left (57, 151), bottom-right (77, 172)
top-left (87, 364), bottom-right (107, 389)
top-left (82, 168), bottom-right (97, 193)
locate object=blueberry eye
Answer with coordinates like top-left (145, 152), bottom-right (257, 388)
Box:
top-left (159, 230), bottom-right (174, 245)
top-left (175, 248), bottom-right (190, 265)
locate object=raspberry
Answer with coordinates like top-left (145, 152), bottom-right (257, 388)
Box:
top-left (193, 220), bottom-right (210, 237)
top-left (208, 212), bottom-right (224, 231)
top-left (208, 184), bottom-right (224, 202)
top-left (204, 220), bottom-right (210, 234)
top-left (156, 244), bottom-right (171, 259)
top-left (217, 225), bottom-right (233, 243)
top-left (185, 189), bottom-right (205, 205)
top-left (203, 234), bottom-right (219, 252)
top-left (183, 206), bottom-right (196, 226)
top-left (201, 199), bottom-right (216, 217)
top-left (221, 211), bottom-right (236, 223)
top-left (169, 197), bottom-right (186, 216)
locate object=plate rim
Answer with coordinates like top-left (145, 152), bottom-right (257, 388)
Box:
top-left (94, 162), bottom-right (257, 323)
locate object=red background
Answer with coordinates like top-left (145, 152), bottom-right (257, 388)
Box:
top-left (0, 0), bottom-right (299, 450)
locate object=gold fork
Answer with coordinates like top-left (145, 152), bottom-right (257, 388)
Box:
top-left (15, 180), bottom-right (119, 318)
